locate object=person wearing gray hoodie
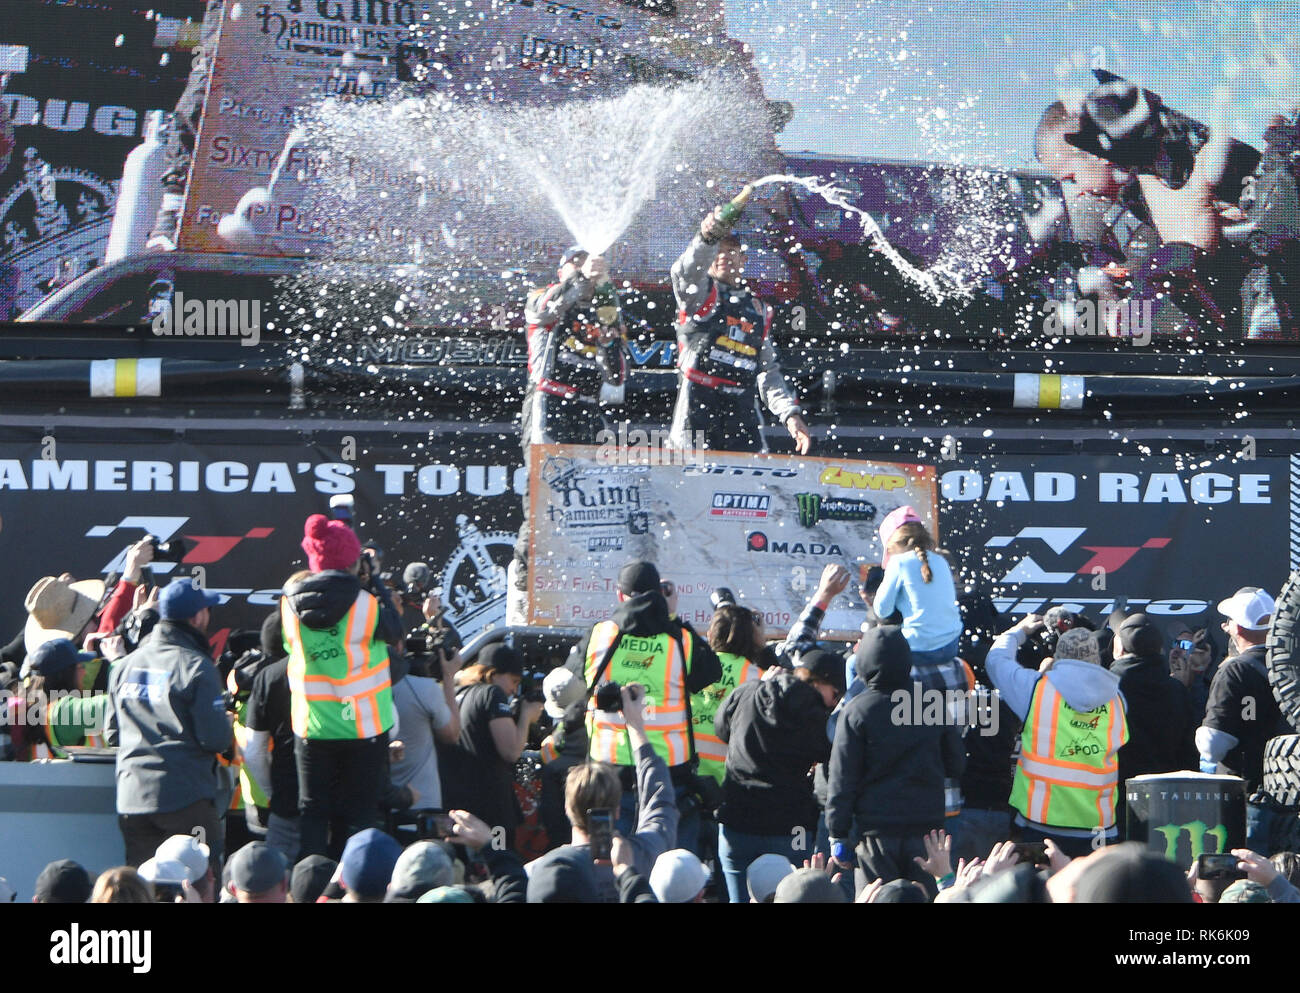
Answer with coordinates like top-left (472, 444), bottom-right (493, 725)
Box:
top-left (985, 615), bottom-right (1129, 858)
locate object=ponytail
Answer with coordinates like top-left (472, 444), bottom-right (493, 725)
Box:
top-left (916, 547), bottom-right (933, 584)
top-left (886, 521), bottom-right (937, 583)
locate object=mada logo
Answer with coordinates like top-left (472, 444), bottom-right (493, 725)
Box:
top-left (746, 531), bottom-right (844, 557)
top-left (985, 527), bottom-right (1169, 584)
top-left (794, 492), bottom-right (877, 527)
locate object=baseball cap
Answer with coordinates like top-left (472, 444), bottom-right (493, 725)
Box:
top-left (386, 841), bottom-right (454, 901)
top-left (1118, 612), bottom-right (1165, 657)
top-left (879, 505), bottom-right (923, 567)
top-left (1056, 628), bottom-right (1102, 666)
top-left (1219, 879), bottom-right (1271, 903)
top-left (290, 855), bottom-right (337, 905)
top-left (874, 879), bottom-right (929, 903)
top-left (618, 560), bottom-right (661, 597)
top-left (417, 886), bottom-right (475, 903)
top-left (746, 854), bottom-right (794, 903)
top-left (340, 829), bottom-right (402, 899)
top-left (34, 860), bottom-right (91, 904)
top-left (158, 578), bottom-right (221, 621)
top-left (774, 867), bottom-right (848, 904)
top-left (560, 245), bottom-right (588, 267)
top-left (798, 647), bottom-right (848, 696)
top-left (227, 842), bottom-right (289, 895)
top-left (137, 857), bottom-right (191, 886)
top-left (1217, 587), bottom-right (1276, 631)
top-left (477, 643), bottom-right (524, 678)
top-left (154, 834), bottom-right (210, 883)
top-left (649, 849), bottom-right (709, 903)
top-left (543, 667), bottom-right (585, 720)
top-left (28, 638), bottom-right (95, 679)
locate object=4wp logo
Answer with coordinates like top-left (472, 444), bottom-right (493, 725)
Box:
top-left (986, 527), bottom-right (1169, 586)
top-left (86, 516), bottom-right (275, 576)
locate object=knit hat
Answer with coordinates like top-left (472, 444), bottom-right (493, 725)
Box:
top-left (774, 868), bottom-right (848, 904)
top-left (1117, 612), bottom-right (1164, 658)
top-left (301, 514), bottom-right (362, 572)
top-left (618, 560), bottom-right (661, 596)
top-left (799, 647), bottom-right (848, 696)
top-left (1056, 628), bottom-right (1102, 666)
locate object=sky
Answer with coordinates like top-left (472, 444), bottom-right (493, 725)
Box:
top-left (723, 0), bottom-right (1300, 170)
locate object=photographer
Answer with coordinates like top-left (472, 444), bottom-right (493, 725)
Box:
top-left (389, 640), bottom-right (462, 830)
top-left (281, 515), bottom-right (404, 861)
top-left (439, 644), bottom-right (543, 852)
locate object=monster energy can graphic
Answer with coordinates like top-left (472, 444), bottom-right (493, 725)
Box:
top-left (1125, 772), bottom-right (1246, 868)
top-left (795, 493), bottom-right (879, 528)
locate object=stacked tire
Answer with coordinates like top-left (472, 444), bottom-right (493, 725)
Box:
top-left (1263, 571), bottom-right (1300, 825)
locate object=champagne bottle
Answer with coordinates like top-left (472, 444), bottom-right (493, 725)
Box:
top-left (593, 279), bottom-right (619, 327)
top-left (716, 184), bottom-right (755, 229)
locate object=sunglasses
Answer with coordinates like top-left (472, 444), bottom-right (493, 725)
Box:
top-left (1175, 636), bottom-right (1210, 652)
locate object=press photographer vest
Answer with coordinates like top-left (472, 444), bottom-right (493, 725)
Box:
top-left (281, 591), bottom-right (394, 741)
top-left (691, 651), bottom-right (760, 785)
top-left (584, 623), bottom-right (694, 768)
top-left (528, 291), bottom-right (616, 404)
top-left (1009, 676), bottom-right (1128, 831)
top-left (676, 280), bottom-right (773, 396)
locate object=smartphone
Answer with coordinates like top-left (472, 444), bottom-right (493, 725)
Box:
top-left (1011, 842), bottom-right (1050, 867)
top-left (153, 881), bottom-right (185, 902)
top-left (587, 807), bottom-right (614, 861)
top-left (1198, 853), bottom-right (1246, 880)
top-left (416, 810), bottom-right (457, 839)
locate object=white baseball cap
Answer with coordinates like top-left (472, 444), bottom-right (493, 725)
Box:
top-left (1217, 587), bottom-right (1276, 632)
top-left (746, 853), bottom-right (794, 902)
top-left (650, 849), bottom-right (709, 903)
top-left (542, 667), bottom-right (586, 721)
top-left (138, 858), bottom-right (192, 885)
top-left (154, 834), bottom-right (211, 882)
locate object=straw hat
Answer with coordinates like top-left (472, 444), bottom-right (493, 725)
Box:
top-left (24, 575), bottom-right (106, 654)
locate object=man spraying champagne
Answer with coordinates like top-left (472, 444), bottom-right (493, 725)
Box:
top-left (669, 188), bottom-right (811, 454)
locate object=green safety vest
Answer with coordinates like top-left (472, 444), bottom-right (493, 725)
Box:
top-left (691, 651), bottom-right (760, 785)
top-left (1009, 675), bottom-right (1128, 831)
top-left (584, 622), bottom-right (692, 768)
top-left (46, 692), bottom-right (109, 754)
top-left (282, 591), bottom-right (394, 741)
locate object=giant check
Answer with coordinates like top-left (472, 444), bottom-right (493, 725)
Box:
top-left (527, 445), bottom-right (939, 640)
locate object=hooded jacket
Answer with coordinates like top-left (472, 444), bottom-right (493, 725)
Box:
top-left (714, 671), bottom-right (833, 835)
top-left (825, 627), bottom-right (965, 839)
top-left (281, 570), bottom-right (405, 644)
top-left (1109, 651), bottom-right (1197, 789)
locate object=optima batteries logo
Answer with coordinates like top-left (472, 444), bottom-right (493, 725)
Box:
top-left (710, 493), bottom-right (770, 520)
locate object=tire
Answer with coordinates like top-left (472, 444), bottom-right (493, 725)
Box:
top-left (1266, 570), bottom-right (1300, 735)
top-left (1262, 734), bottom-right (1300, 810)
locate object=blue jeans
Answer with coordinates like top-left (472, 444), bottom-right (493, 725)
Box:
top-left (947, 807), bottom-right (1013, 864)
top-left (909, 637), bottom-right (960, 669)
top-left (717, 824), bottom-right (802, 904)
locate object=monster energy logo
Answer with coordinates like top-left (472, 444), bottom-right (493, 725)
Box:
top-left (1154, 820), bottom-right (1228, 861)
top-left (795, 493), bottom-right (878, 527)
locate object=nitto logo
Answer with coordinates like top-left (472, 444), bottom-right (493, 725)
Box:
top-left (985, 527), bottom-right (1169, 584)
top-left (746, 531), bottom-right (844, 557)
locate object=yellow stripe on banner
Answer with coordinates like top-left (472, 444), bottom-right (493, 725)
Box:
top-left (114, 359), bottom-right (137, 398)
top-left (1038, 374), bottom-right (1061, 409)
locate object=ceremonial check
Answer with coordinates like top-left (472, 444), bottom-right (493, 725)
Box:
top-left (527, 445), bottom-right (939, 640)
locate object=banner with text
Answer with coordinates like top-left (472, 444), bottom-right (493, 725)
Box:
top-left (526, 444), bottom-right (938, 637)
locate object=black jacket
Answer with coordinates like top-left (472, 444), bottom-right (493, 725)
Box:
top-left (714, 671), bottom-right (832, 835)
top-left (282, 570), bottom-right (405, 645)
top-left (1110, 652), bottom-right (1198, 789)
top-left (826, 627), bottom-right (965, 839)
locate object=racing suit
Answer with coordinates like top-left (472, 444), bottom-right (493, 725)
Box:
top-left (513, 271), bottom-right (628, 588)
top-left (669, 235), bottom-right (802, 453)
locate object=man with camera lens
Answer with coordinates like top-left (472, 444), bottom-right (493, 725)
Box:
top-left (564, 560), bottom-right (722, 855)
top-left (389, 633), bottom-right (462, 840)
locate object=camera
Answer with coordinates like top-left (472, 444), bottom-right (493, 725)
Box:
top-left (519, 665), bottom-right (548, 705)
top-left (150, 535), bottom-right (189, 564)
top-left (1067, 69), bottom-right (1261, 206)
top-left (594, 680), bottom-right (623, 713)
top-left (710, 587), bottom-right (736, 609)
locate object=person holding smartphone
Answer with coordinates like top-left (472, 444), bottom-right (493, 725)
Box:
top-left (526, 684), bottom-right (681, 903)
